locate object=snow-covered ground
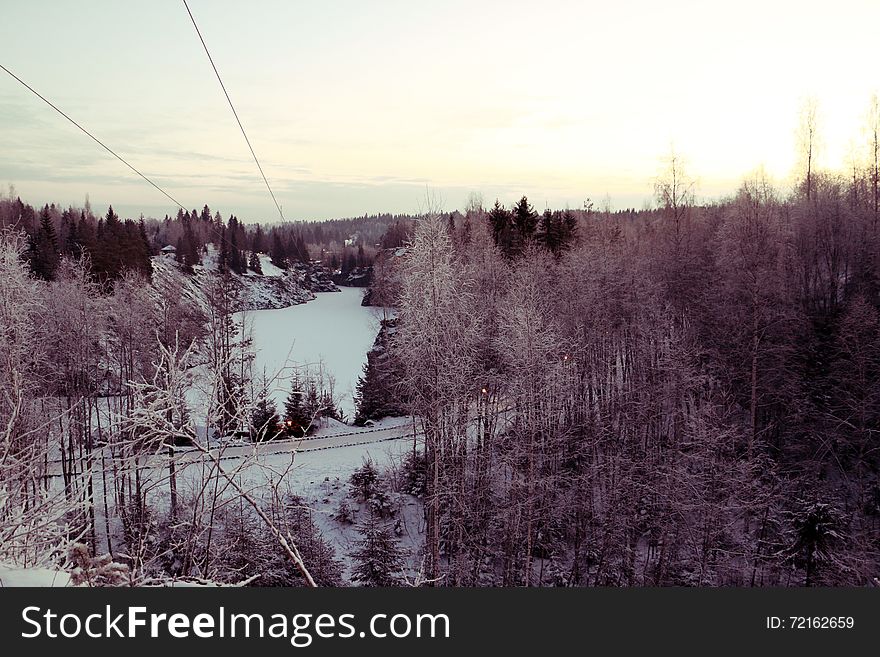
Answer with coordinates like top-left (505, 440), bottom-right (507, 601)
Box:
top-left (0, 565), bottom-right (72, 587)
top-left (174, 432), bottom-right (421, 582)
top-left (256, 253), bottom-right (285, 277)
top-left (237, 287), bottom-right (386, 421)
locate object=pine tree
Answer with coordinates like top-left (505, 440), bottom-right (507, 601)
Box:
top-left (251, 387), bottom-right (281, 441)
top-left (28, 205), bottom-right (59, 280)
top-left (513, 195), bottom-right (538, 246)
top-left (539, 208), bottom-right (558, 254)
top-left (488, 199), bottom-right (514, 257)
top-left (252, 224), bottom-right (265, 253)
top-left (283, 374), bottom-right (309, 436)
top-left (218, 225), bottom-right (230, 273)
top-left (349, 515), bottom-right (404, 587)
top-left (248, 250), bottom-right (263, 274)
top-left (270, 230), bottom-right (287, 269)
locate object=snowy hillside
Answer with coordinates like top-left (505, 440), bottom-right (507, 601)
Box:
top-left (151, 247), bottom-right (316, 313)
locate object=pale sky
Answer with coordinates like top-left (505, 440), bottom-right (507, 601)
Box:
top-left (1, 0), bottom-right (878, 221)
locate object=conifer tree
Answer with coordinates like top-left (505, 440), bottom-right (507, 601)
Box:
top-left (513, 195), bottom-right (538, 245)
top-left (28, 205), bottom-right (59, 280)
top-left (283, 374), bottom-right (309, 436)
top-left (488, 199), bottom-right (514, 257)
top-left (218, 225), bottom-right (230, 273)
top-left (252, 224), bottom-right (265, 253)
top-left (248, 250), bottom-right (263, 274)
top-left (270, 230), bottom-right (287, 269)
top-left (540, 208), bottom-right (558, 254)
top-left (350, 515), bottom-right (404, 587)
top-left (251, 387), bottom-right (281, 441)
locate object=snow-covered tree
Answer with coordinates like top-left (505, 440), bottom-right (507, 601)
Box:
top-left (350, 515), bottom-right (404, 587)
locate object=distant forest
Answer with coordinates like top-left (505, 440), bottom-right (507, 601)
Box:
top-left (0, 196), bottom-right (416, 285)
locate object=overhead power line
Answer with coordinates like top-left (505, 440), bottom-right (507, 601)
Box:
top-left (182, 0), bottom-right (286, 222)
top-left (0, 62), bottom-right (186, 210)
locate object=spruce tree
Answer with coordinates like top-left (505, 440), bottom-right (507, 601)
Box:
top-left (218, 225), bottom-right (230, 273)
top-left (175, 236), bottom-right (187, 267)
top-left (252, 224), bottom-right (265, 253)
top-left (251, 387), bottom-right (281, 441)
top-left (540, 208), bottom-right (558, 254)
top-left (560, 208), bottom-right (577, 249)
top-left (488, 199), bottom-right (514, 257)
top-left (283, 374), bottom-right (308, 436)
top-left (270, 230), bottom-right (287, 269)
top-left (133, 218), bottom-right (153, 280)
top-left (65, 214), bottom-right (81, 258)
top-left (229, 215), bottom-right (245, 274)
top-left (248, 250), bottom-right (263, 274)
top-left (513, 195), bottom-right (538, 244)
top-left (349, 515), bottom-right (404, 587)
top-left (28, 205), bottom-right (59, 280)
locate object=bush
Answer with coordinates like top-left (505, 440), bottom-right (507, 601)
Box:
top-left (68, 543), bottom-right (130, 587)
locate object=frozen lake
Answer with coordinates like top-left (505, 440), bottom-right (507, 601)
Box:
top-left (237, 286), bottom-right (383, 421)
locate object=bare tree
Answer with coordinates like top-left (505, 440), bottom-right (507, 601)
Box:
top-left (798, 97), bottom-right (820, 202)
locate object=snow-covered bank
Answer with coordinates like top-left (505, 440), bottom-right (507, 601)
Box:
top-left (150, 248), bottom-right (339, 315)
top-left (238, 287), bottom-right (387, 421)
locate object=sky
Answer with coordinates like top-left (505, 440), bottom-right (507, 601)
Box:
top-left (1, 0), bottom-right (879, 222)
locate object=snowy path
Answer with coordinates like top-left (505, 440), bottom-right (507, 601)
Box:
top-left (172, 421), bottom-right (417, 466)
top-left (42, 418), bottom-right (417, 476)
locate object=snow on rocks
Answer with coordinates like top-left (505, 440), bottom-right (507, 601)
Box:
top-left (150, 248), bottom-right (316, 314)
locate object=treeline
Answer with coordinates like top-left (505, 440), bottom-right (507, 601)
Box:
top-left (0, 195), bottom-right (419, 286)
top-left (150, 206), bottom-right (416, 274)
top-left (486, 196), bottom-right (579, 258)
top-left (392, 120), bottom-right (880, 585)
top-left (0, 199), bottom-right (152, 285)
